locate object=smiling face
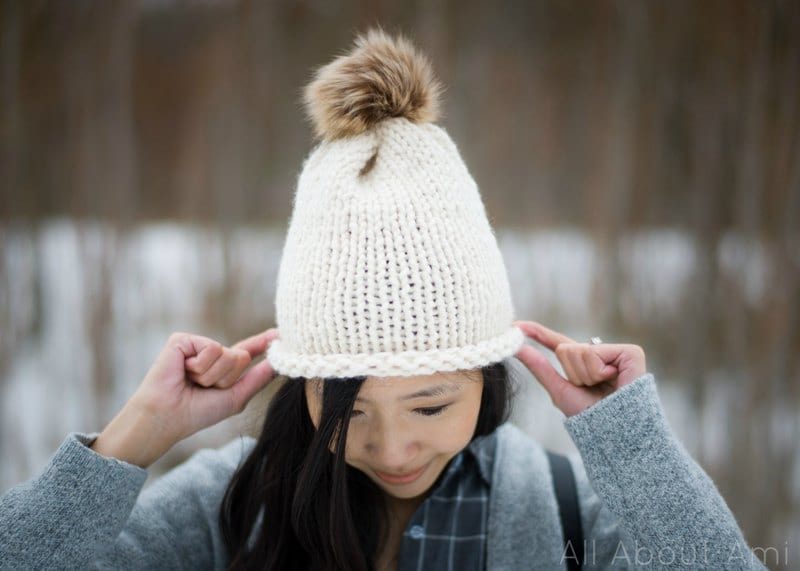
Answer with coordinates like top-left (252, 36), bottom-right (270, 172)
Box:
top-left (304, 369), bottom-right (484, 500)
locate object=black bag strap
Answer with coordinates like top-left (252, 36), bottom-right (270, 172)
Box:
top-left (546, 450), bottom-right (584, 570)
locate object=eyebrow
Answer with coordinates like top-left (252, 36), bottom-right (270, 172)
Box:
top-left (355, 383), bottom-right (461, 403)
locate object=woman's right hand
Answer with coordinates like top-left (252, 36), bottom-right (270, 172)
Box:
top-left (91, 328), bottom-right (280, 468)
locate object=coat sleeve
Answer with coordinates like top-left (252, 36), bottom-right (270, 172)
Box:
top-left (0, 431), bottom-right (254, 570)
top-left (562, 373), bottom-right (768, 570)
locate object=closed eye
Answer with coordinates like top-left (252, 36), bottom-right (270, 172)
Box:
top-left (415, 405), bottom-right (449, 417)
top-left (349, 404), bottom-right (452, 419)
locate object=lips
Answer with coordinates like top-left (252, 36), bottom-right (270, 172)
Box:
top-left (374, 462), bottom-right (429, 485)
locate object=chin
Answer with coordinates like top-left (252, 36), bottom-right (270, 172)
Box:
top-left (379, 480), bottom-right (432, 500)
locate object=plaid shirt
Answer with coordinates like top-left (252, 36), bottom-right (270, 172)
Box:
top-left (396, 430), bottom-right (497, 571)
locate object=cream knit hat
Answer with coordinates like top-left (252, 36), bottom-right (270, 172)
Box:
top-left (266, 28), bottom-right (524, 379)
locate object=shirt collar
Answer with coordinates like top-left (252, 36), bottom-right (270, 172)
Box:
top-left (466, 430), bottom-right (496, 486)
top-left (426, 429), bottom-right (497, 498)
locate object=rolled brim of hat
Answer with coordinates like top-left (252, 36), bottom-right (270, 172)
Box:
top-left (266, 325), bottom-right (525, 379)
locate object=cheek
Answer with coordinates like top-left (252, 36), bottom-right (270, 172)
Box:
top-left (436, 402), bottom-right (482, 450)
top-left (436, 386), bottom-right (484, 449)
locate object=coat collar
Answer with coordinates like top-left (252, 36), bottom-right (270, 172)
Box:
top-left (485, 422), bottom-right (567, 570)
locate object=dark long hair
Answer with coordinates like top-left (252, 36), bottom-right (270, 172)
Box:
top-left (219, 359), bottom-right (515, 571)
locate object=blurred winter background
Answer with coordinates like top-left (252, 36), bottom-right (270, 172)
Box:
top-left (1, 0), bottom-right (798, 565)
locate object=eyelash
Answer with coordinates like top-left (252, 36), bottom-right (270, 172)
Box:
top-left (350, 404), bottom-right (450, 418)
top-left (416, 405), bottom-right (449, 417)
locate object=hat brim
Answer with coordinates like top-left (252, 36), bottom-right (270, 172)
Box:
top-left (266, 325), bottom-right (524, 379)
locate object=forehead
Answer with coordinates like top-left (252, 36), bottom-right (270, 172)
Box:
top-left (309, 369), bottom-right (482, 397)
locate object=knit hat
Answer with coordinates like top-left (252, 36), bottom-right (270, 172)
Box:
top-left (266, 27), bottom-right (524, 379)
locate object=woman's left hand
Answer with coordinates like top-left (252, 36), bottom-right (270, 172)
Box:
top-left (513, 320), bottom-right (648, 417)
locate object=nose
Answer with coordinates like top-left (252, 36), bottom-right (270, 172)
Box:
top-left (366, 421), bottom-right (419, 472)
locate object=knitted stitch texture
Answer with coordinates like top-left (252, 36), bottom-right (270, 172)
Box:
top-left (267, 118), bottom-right (523, 378)
top-left (267, 30), bottom-right (523, 378)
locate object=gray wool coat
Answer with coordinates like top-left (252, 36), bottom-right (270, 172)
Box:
top-left (0, 373), bottom-right (768, 570)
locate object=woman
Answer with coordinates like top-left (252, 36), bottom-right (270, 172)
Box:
top-left (0, 28), bottom-right (765, 571)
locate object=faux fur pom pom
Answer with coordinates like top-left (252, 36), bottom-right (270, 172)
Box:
top-left (303, 27), bottom-right (443, 141)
